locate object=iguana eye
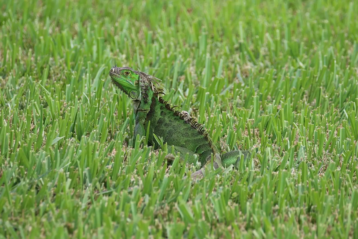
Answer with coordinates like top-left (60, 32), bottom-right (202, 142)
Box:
top-left (124, 71), bottom-right (130, 76)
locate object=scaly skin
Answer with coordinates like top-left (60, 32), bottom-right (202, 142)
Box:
top-left (109, 66), bottom-right (249, 180)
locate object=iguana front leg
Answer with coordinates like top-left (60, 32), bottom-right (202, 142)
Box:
top-left (134, 122), bottom-right (146, 140)
top-left (132, 90), bottom-right (153, 145)
top-left (132, 108), bottom-right (150, 146)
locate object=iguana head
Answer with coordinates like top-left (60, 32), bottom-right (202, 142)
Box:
top-left (109, 67), bottom-right (140, 99)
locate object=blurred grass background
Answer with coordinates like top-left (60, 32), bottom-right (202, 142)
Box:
top-left (1, 0), bottom-right (358, 238)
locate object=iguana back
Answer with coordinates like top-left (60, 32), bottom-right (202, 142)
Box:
top-left (145, 96), bottom-right (215, 165)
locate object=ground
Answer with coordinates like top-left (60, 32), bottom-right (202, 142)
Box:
top-left (1, 0), bottom-right (358, 238)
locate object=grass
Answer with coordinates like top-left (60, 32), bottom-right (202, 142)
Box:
top-left (1, 0), bottom-right (358, 238)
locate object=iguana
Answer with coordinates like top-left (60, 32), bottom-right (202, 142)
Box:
top-left (109, 66), bottom-right (250, 180)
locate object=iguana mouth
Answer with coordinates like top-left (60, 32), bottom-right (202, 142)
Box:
top-left (110, 77), bottom-right (124, 89)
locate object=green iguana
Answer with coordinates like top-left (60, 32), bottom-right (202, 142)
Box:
top-left (109, 66), bottom-right (249, 180)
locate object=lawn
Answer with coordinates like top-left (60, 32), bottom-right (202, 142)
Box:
top-left (1, 0), bottom-right (358, 238)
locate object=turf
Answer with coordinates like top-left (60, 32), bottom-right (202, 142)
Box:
top-left (1, 0), bottom-right (358, 238)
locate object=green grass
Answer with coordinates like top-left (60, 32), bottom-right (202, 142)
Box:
top-left (1, 0), bottom-right (358, 238)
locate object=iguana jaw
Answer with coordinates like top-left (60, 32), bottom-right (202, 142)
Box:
top-left (109, 67), bottom-right (140, 99)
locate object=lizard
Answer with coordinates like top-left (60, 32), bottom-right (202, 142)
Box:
top-left (109, 66), bottom-right (250, 180)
